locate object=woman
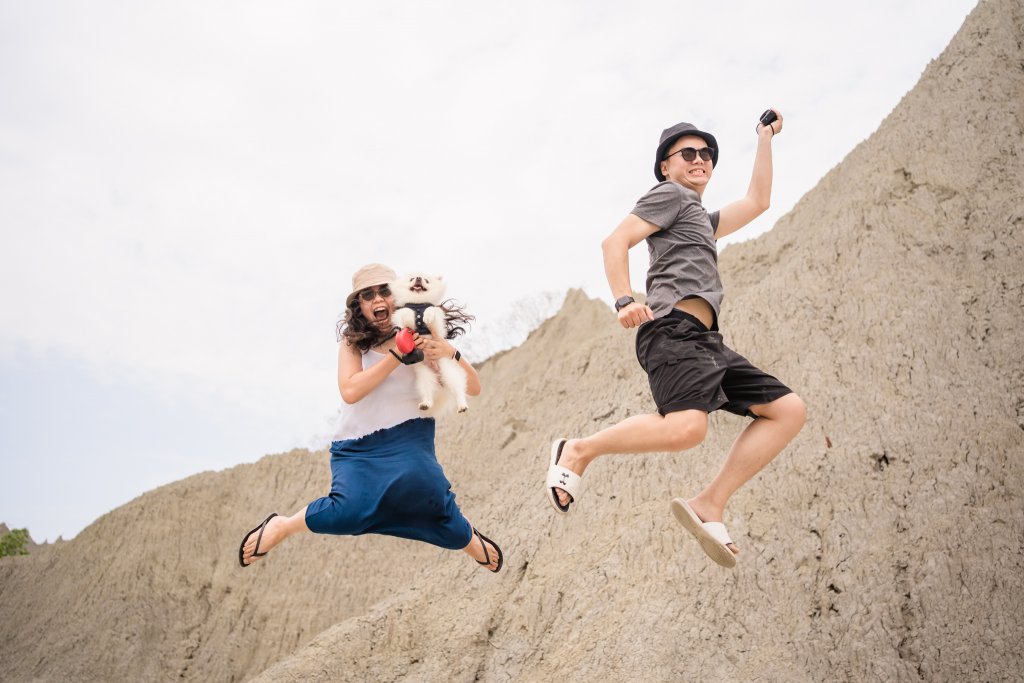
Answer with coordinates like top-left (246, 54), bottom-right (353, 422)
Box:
top-left (239, 263), bottom-right (502, 573)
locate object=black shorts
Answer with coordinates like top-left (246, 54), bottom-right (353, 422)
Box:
top-left (635, 310), bottom-right (792, 417)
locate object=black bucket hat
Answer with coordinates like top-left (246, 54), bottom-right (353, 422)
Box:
top-left (654, 122), bottom-right (719, 181)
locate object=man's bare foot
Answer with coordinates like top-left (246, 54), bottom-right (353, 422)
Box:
top-left (686, 496), bottom-right (740, 555)
top-left (553, 439), bottom-right (588, 507)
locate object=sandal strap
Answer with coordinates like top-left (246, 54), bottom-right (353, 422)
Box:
top-left (702, 521), bottom-right (733, 547)
top-left (545, 465), bottom-right (582, 499)
top-left (252, 513), bottom-right (278, 557)
top-left (472, 528), bottom-right (503, 573)
top-left (239, 512), bottom-right (278, 567)
top-left (473, 528), bottom-right (490, 566)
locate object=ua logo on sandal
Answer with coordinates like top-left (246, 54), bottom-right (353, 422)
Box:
top-left (559, 473), bottom-right (569, 485)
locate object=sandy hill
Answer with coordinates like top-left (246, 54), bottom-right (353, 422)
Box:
top-left (2, 0), bottom-right (1022, 680)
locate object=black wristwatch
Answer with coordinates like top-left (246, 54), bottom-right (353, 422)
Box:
top-left (614, 295), bottom-right (636, 312)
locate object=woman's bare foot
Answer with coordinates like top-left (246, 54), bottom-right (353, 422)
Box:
top-left (240, 514), bottom-right (291, 566)
top-left (463, 528), bottom-right (502, 572)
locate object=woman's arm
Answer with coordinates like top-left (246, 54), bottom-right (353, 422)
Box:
top-left (337, 340), bottom-right (402, 404)
top-left (420, 337), bottom-right (482, 396)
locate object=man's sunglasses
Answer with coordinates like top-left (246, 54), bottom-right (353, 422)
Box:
top-left (358, 285), bottom-right (391, 302)
top-left (664, 146), bottom-right (715, 163)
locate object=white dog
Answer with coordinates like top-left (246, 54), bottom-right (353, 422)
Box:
top-left (390, 272), bottom-right (469, 413)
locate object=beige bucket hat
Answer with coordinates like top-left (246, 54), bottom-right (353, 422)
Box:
top-left (346, 263), bottom-right (396, 307)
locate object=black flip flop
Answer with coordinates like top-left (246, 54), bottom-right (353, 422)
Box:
top-left (238, 513), bottom-right (279, 567)
top-left (473, 528), bottom-right (503, 574)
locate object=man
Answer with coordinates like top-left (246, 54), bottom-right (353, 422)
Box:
top-left (545, 111), bottom-right (806, 568)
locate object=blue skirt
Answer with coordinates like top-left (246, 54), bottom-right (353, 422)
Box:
top-left (305, 418), bottom-right (473, 550)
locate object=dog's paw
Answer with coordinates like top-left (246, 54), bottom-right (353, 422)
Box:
top-left (457, 403), bottom-right (468, 413)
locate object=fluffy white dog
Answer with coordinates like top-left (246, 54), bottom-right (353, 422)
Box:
top-left (390, 273), bottom-right (469, 413)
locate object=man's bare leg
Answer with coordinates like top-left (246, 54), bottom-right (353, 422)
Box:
top-left (687, 392), bottom-right (807, 554)
top-left (553, 409), bottom-right (708, 507)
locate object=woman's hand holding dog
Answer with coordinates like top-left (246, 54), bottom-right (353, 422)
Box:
top-left (411, 333), bottom-right (455, 363)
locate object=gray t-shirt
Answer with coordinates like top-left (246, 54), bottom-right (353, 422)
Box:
top-left (631, 181), bottom-right (722, 320)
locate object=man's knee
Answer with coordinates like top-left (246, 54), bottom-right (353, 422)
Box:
top-left (663, 411), bottom-right (707, 450)
top-left (757, 392), bottom-right (806, 430)
top-left (782, 393), bottom-right (807, 428)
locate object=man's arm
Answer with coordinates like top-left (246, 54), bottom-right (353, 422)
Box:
top-left (714, 109), bottom-right (783, 240)
top-left (601, 213), bottom-right (660, 328)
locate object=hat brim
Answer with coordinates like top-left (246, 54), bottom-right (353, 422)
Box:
top-left (655, 129), bottom-right (719, 181)
top-left (345, 276), bottom-right (394, 307)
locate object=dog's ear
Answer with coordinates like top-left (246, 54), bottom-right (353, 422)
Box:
top-left (388, 277), bottom-right (408, 305)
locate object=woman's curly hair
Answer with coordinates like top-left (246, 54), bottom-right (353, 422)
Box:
top-left (435, 299), bottom-right (474, 338)
top-left (336, 297), bottom-right (391, 352)
top-left (337, 298), bottom-right (475, 352)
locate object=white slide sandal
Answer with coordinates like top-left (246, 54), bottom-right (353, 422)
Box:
top-left (546, 439), bottom-right (583, 513)
top-left (671, 498), bottom-right (737, 569)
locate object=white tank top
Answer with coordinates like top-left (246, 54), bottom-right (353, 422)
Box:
top-left (332, 349), bottom-right (427, 442)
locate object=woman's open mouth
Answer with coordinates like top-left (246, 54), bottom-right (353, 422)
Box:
top-left (373, 306), bottom-right (390, 322)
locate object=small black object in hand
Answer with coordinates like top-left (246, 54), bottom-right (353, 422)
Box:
top-left (390, 348), bottom-right (425, 365)
top-left (759, 109), bottom-right (777, 127)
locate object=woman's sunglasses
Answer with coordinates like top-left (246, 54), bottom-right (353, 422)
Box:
top-left (664, 146), bottom-right (715, 162)
top-left (358, 285), bottom-right (391, 302)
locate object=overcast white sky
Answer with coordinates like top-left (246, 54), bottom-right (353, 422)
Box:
top-left (0, 1), bottom-right (977, 542)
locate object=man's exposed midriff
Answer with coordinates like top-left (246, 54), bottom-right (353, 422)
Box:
top-left (674, 297), bottom-right (715, 329)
